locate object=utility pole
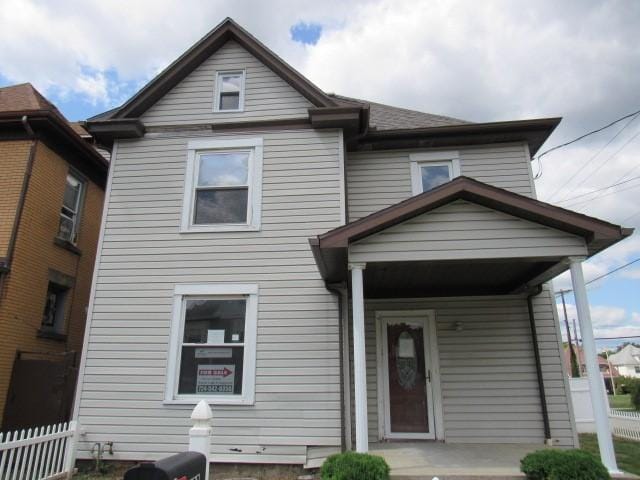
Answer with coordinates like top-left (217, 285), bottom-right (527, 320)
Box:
top-left (560, 290), bottom-right (580, 377)
top-left (604, 349), bottom-right (616, 396)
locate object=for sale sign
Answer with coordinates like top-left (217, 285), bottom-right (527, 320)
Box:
top-left (196, 364), bottom-right (235, 394)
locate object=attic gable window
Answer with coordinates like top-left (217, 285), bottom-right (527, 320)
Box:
top-left (181, 137), bottom-right (263, 232)
top-left (410, 151), bottom-right (461, 195)
top-left (214, 71), bottom-right (245, 112)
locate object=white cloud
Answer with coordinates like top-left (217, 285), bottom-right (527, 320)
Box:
top-left (557, 302), bottom-right (640, 342)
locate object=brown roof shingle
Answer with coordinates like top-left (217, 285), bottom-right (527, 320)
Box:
top-left (0, 83), bottom-right (62, 115)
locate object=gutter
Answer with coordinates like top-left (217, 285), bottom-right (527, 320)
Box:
top-left (526, 286), bottom-right (552, 443)
top-left (0, 116), bottom-right (38, 297)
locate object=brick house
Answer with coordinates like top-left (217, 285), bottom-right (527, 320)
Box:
top-left (0, 83), bottom-right (108, 430)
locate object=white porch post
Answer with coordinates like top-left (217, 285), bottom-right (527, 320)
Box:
top-left (350, 262), bottom-right (369, 453)
top-left (569, 258), bottom-right (618, 473)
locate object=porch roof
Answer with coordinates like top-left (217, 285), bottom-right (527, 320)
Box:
top-left (309, 177), bottom-right (633, 295)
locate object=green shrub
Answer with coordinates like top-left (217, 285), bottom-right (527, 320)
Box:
top-left (320, 451), bottom-right (390, 480)
top-left (521, 449), bottom-right (610, 480)
top-left (632, 381), bottom-right (640, 410)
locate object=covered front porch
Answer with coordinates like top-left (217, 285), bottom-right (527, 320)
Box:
top-left (310, 177), bottom-right (632, 474)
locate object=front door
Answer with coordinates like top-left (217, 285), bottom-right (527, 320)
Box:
top-left (380, 314), bottom-right (436, 439)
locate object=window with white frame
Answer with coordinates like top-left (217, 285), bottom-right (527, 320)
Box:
top-left (165, 284), bottom-right (258, 404)
top-left (410, 151), bottom-right (461, 195)
top-left (58, 172), bottom-right (85, 243)
top-left (181, 138), bottom-right (263, 232)
top-left (214, 71), bottom-right (245, 112)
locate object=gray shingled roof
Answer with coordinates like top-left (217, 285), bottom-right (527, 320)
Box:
top-left (330, 94), bottom-right (470, 131)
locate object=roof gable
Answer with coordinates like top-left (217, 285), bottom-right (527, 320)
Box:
top-left (316, 176), bottom-right (632, 254)
top-left (107, 18), bottom-right (336, 120)
top-left (141, 40), bottom-right (313, 126)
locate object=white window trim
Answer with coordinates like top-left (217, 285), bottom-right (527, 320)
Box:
top-left (59, 170), bottom-right (86, 244)
top-left (181, 137), bottom-right (263, 233)
top-left (213, 70), bottom-right (246, 112)
top-left (410, 151), bottom-right (461, 195)
top-left (164, 283), bottom-right (258, 406)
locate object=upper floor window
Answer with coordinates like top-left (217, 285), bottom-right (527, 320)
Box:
top-left (410, 151), bottom-right (460, 195)
top-left (165, 283), bottom-right (258, 405)
top-left (58, 172), bottom-right (85, 243)
top-left (214, 71), bottom-right (245, 112)
top-left (181, 137), bottom-right (263, 232)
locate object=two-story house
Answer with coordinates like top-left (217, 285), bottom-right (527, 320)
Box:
top-left (0, 83), bottom-right (107, 431)
top-left (78, 18), bottom-right (632, 475)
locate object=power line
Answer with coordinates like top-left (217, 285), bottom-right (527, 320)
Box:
top-left (554, 125), bottom-right (640, 203)
top-left (562, 181), bottom-right (640, 209)
top-left (534, 108), bottom-right (640, 181)
top-left (556, 174), bottom-right (640, 205)
top-left (555, 257), bottom-right (640, 296)
top-left (595, 335), bottom-right (640, 340)
top-left (548, 113), bottom-right (640, 201)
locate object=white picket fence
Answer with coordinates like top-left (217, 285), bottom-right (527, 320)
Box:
top-left (0, 421), bottom-right (78, 480)
top-left (609, 408), bottom-right (640, 441)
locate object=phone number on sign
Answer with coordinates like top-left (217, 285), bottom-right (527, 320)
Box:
top-left (196, 385), bottom-right (233, 393)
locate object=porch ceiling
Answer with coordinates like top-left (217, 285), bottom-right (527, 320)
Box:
top-left (361, 258), bottom-right (559, 298)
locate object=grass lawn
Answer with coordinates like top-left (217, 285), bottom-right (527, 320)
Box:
top-left (609, 394), bottom-right (634, 409)
top-left (579, 433), bottom-right (640, 476)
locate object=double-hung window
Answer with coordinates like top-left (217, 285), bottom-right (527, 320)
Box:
top-left (410, 151), bottom-right (461, 195)
top-left (165, 284), bottom-right (258, 405)
top-left (214, 70), bottom-right (245, 112)
top-left (181, 138), bottom-right (263, 232)
top-left (58, 172), bottom-right (85, 243)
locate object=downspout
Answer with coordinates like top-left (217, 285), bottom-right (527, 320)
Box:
top-left (0, 116), bottom-right (37, 300)
top-left (326, 282), bottom-right (349, 451)
top-left (527, 286), bottom-right (552, 443)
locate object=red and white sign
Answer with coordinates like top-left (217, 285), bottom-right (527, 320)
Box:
top-left (196, 364), bottom-right (235, 394)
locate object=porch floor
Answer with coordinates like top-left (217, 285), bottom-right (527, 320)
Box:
top-left (369, 441), bottom-right (542, 479)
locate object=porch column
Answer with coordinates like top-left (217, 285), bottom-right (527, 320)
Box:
top-left (350, 262), bottom-right (369, 452)
top-left (569, 258), bottom-right (618, 473)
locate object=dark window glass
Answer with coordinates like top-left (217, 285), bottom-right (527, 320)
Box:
top-left (194, 188), bottom-right (248, 224)
top-left (42, 283), bottom-right (68, 331)
top-left (178, 298), bottom-right (247, 396)
top-left (58, 173), bottom-right (83, 242)
top-left (183, 299), bottom-right (246, 344)
top-left (220, 92), bottom-right (240, 110)
top-left (218, 73), bottom-right (242, 111)
top-left (420, 165), bottom-right (451, 192)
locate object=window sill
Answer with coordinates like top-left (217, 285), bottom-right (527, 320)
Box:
top-left (163, 397), bottom-right (254, 406)
top-left (37, 329), bottom-right (67, 342)
top-left (54, 237), bottom-right (82, 256)
top-left (180, 224), bottom-right (260, 234)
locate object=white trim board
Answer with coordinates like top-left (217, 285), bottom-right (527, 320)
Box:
top-left (410, 150), bottom-right (461, 196)
top-left (375, 309), bottom-right (444, 441)
top-left (181, 136), bottom-right (263, 233)
top-left (164, 283), bottom-right (259, 406)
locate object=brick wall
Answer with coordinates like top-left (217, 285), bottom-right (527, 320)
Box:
top-left (0, 140), bottom-right (31, 259)
top-left (0, 140), bottom-right (104, 419)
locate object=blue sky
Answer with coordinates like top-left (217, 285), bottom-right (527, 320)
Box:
top-left (1, 0), bottom-right (638, 351)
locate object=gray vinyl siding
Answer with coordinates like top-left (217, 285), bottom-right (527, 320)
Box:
top-left (76, 128), bottom-right (343, 464)
top-left (141, 40), bottom-right (312, 126)
top-left (349, 293), bottom-right (577, 447)
top-left (349, 200), bottom-right (588, 263)
top-left (346, 142), bottom-right (535, 221)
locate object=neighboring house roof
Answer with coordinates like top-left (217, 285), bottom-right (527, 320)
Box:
top-left (0, 83), bottom-right (108, 186)
top-left (608, 344), bottom-right (640, 366)
top-left (310, 176), bottom-right (633, 284)
top-left (330, 93), bottom-right (470, 130)
top-left (562, 345), bottom-right (619, 377)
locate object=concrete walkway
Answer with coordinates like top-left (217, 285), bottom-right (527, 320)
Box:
top-left (370, 442), bottom-right (538, 478)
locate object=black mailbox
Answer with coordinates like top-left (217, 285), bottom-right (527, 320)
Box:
top-left (123, 451), bottom-right (206, 480)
